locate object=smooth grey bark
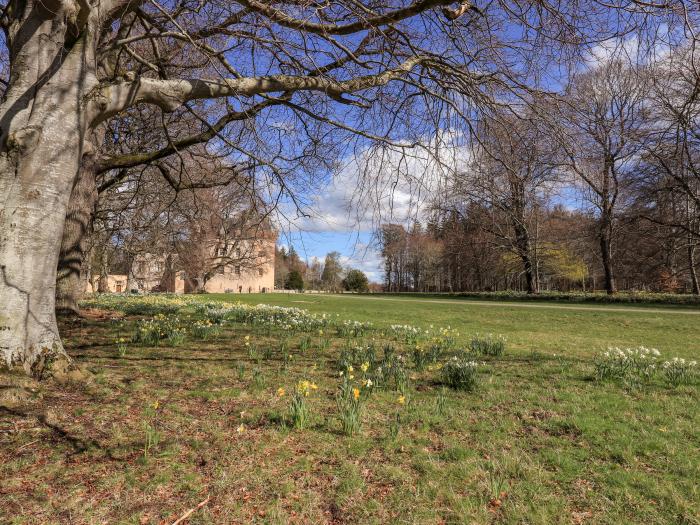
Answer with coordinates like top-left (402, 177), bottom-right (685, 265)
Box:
top-left (0, 0), bottom-right (102, 377)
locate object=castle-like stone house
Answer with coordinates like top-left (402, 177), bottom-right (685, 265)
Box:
top-left (87, 228), bottom-right (276, 294)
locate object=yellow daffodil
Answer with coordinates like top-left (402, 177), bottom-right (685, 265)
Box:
top-left (360, 362), bottom-right (369, 373)
top-left (352, 388), bottom-right (360, 400)
top-left (397, 395), bottom-right (406, 405)
top-left (277, 387), bottom-right (286, 397)
top-left (296, 380), bottom-right (316, 397)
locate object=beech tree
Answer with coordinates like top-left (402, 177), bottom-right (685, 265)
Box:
top-left (0, 0), bottom-right (484, 376)
top-left (555, 58), bottom-right (648, 294)
top-left (638, 47), bottom-right (700, 294)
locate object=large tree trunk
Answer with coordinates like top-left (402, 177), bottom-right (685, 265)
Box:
top-left (599, 220), bottom-right (616, 295)
top-left (0, 0), bottom-right (99, 377)
top-left (56, 154), bottom-right (99, 316)
top-left (513, 223), bottom-right (538, 295)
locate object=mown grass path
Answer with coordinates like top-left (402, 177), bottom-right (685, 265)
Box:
top-left (336, 293), bottom-right (700, 314)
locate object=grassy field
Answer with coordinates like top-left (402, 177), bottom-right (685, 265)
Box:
top-left (1, 293), bottom-right (699, 524)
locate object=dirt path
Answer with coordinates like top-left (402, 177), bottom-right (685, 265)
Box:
top-left (335, 294), bottom-right (700, 316)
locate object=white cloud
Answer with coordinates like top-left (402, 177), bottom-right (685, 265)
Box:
top-left (281, 130), bottom-right (471, 234)
top-left (584, 32), bottom-right (673, 71)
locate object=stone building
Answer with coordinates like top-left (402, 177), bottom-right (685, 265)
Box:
top-left (87, 225), bottom-right (276, 294)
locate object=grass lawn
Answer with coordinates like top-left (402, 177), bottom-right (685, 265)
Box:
top-left (1, 293), bottom-right (699, 524)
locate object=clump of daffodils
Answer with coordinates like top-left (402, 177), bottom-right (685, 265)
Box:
top-left (594, 346), bottom-right (661, 382)
top-left (336, 375), bottom-right (364, 436)
top-left (132, 315), bottom-right (185, 346)
top-left (288, 380), bottom-right (317, 429)
top-left (661, 357), bottom-right (697, 386)
top-left (470, 333), bottom-right (507, 357)
top-left (115, 338), bottom-right (128, 357)
top-left (191, 319), bottom-right (219, 340)
top-left (388, 324), bottom-right (423, 344)
top-left (337, 320), bottom-right (374, 338)
top-left (441, 356), bottom-right (480, 391)
top-left (296, 380), bottom-right (318, 397)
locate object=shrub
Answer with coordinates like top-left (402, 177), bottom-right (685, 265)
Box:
top-left (380, 290), bottom-right (700, 306)
top-left (442, 356), bottom-right (480, 391)
top-left (342, 269), bottom-right (370, 292)
top-left (470, 334), bottom-right (506, 356)
top-left (661, 358), bottom-right (698, 386)
top-left (285, 270), bottom-right (304, 291)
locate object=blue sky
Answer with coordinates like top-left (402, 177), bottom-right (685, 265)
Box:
top-left (279, 229), bottom-right (382, 281)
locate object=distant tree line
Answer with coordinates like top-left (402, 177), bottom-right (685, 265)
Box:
top-left (275, 247), bottom-right (369, 293)
top-left (380, 50), bottom-right (700, 295)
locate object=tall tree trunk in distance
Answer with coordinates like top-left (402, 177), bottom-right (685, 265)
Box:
top-left (125, 255), bottom-right (137, 293)
top-left (599, 218), bottom-right (616, 295)
top-left (513, 222), bottom-right (538, 294)
top-left (97, 243), bottom-right (110, 293)
top-left (689, 242), bottom-right (699, 295)
top-left (56, 153), bottom-right (99, 316)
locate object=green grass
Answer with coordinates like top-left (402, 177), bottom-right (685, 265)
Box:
top-left (212, 293), bottom-right (700, 359)
top-left (0, 293), bottom-right (698, 524)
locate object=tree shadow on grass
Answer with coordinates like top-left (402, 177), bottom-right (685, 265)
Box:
top-left (0, 406), bottom-right (123, 459)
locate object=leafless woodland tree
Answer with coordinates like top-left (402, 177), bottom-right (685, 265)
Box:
top-left (446, 110), bottom-right (558, 293)
top-left (636, 46), bottom-right (700, 293)
top-left (553, 58), bottom-right (649, 294)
